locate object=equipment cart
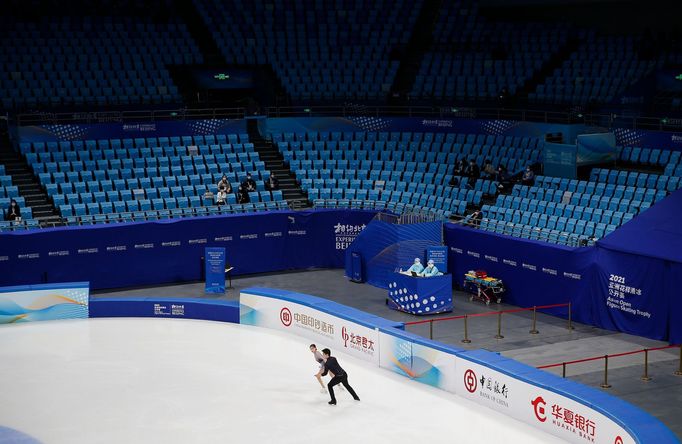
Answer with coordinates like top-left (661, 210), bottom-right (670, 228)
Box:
top-left (463, 270), bottom-right (505, 305)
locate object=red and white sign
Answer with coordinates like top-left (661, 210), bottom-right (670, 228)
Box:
top-left (454, 358), bottom-right (636, 444)
top-left (240, 292), bottom-right (379, 364)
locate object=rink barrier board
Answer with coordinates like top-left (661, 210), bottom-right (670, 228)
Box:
top-left (89, 298), bottom-right (239, 323)
top-left (0, 282), bottom-right (90, 324)
top-left (5, 287), bottom-right (676, 442)
top-left (239, 287), bottom-right (679, 444)
top-left (238, 287), bottom-right (403, 330)
top-left (239, 288), bottom-right (403, 365)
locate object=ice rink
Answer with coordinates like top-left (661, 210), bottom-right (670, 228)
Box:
top-left (0, 318), bottom-right (565, 444)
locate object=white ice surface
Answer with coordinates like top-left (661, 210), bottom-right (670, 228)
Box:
top-left (0, 318), bottom-right (566, 444)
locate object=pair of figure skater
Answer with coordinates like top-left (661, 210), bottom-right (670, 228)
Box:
top-left (309, 344), bottom-right (360, 405)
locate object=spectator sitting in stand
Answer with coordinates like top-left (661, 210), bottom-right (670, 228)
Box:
top-left (266, 173), bottom-right (279, 191)
top-left (242, 173), bottom-right (257, 192)
top-left (494, 166), bottom-right (511, 193)
top-left (216, 186), bottom-right (227, 205)
top-left (469, 210), bottom-right (483, 228)
top-left (482, 159), bottom-right (496, 178)
top-left (5, 199), bottom-right (21, 221)
top-left (237, 185), bottom-right (250, 204)
top-left (217, 175), bottom-right (232, 194)
top-left (521, 166), bottom-right (535, 186)
top-left (453, 159), bottom-right (467, 176)
top-left (467, 160), bottom-right (480, 184)
top-left (467, 160), bottom-right (481, 181)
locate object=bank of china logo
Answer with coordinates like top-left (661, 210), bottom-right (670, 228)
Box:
top-left (463, 369), bottom-right (477, 393)
top-left (531, 396), bottom-right (547, 422)
top-left (279, 307), bottom-right (292, 327)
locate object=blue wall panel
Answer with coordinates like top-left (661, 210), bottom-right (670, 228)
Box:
top-left (0, 210), bottom-right (377, 290)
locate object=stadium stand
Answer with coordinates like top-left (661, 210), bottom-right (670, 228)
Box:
top-left (16, 134), bottom-right (288, 228)
top-left (273, 130), bottom-right (541, 218)
top-left (194, 0), bottom-right (420, 102)
top-left (412, 0), bottom-right (569, 102)
top-left (0, 12), bottom-right (201, 110)
top-left (528, 33), bottom-right (655, 105)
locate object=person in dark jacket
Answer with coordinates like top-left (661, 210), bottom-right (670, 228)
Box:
top-left (453, 159), bottom-right (467, 176)
top-left (5, 199), bottom-right (21, 221)
top-left (242, 173), bottom-right (257, 192)
top-left (321, 348), bottom-right (360, 405)
top-left (237, 185), bottom-right (250, 204)
top-left (266, 173), bottom-right (279, 191)
top-left (468, 160), bottom-right (480, 180)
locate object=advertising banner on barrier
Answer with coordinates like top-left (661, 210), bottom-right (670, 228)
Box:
top-left (0, 282), bottom-right (89, 324)
top-left (455, 356), bottom-right (636, 444)
top-left (240, 292), bottom-right (379, 365)
top-left (380, 330), bottom-right (458, 392)
top-left (410, 342), bottom-right (458, 393)
top-left (204, 247), bottom-right (226, 294)
top-left (237, 287), bottom-right (673, 444)
top-left (0, 210), bottom-right (377, 291)
top-left (379, 331), bottom-right (413, 377)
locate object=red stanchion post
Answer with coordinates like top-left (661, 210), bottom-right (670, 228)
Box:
top-left (562, 362), bottom-right (566, 378)
top-left (494, 312), bottom-right (504, 339)
top-left (461, 315), bottom-right (472, 344)
top-left (600, 355), bottom-right (612, 389)
top-left (429, 319), bottom-right (433, 340)
top-left (529, 306), bottom-right (539, 335)
top-left (641, 349), bottom-right (652, 381)
top-left (567, 301), bottom-right (574, 330)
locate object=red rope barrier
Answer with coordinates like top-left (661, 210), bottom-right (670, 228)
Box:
top-left (403, 302), bottom-right (569, 326)
top-left (537, 345), bottom-right (680, 369)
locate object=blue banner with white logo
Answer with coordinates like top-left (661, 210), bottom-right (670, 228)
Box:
top-left (426, 246), bottom-right (448, 271)
top-left (204, 247), bottom-right (226, 294)
top-left (0, 210), bottom-right (377, 291)
top-left (588, 248), bottom-right (668, 340)
top-left (444, 223), bottom-right (593, 319)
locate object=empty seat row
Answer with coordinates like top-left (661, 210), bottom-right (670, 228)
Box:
top-left (589, 169), bottom-right (680, 191)
top-left (19, 134), bottom-right (249, 153)
top-left (63, 201), bottom-right (290, 225)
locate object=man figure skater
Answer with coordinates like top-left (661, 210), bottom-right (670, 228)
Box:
top-left (320, 348), bottom-right (360, 405)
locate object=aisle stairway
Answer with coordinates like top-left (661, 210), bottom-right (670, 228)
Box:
top-left (247, 124), bottom-right (310, 209)
top-left (0, 137), bottom-right (61, 227)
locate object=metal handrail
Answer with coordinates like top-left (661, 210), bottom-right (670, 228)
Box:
top-left (264, 105), bottom-right (680, 131)
top-left (13, 104), bottom-right (682, 132)
top-left (15, 107), bottom-right (247, 126)
top-left (32, 201), bottom-right (292, 228)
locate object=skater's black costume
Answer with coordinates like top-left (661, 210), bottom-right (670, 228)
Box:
top-left (321, 355), bottom-right (360, 404)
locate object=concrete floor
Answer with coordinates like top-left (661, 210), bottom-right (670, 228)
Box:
top-left (94, 268), bottom-right (682, 439)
